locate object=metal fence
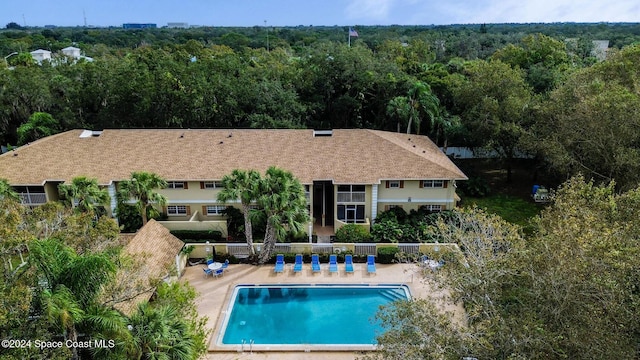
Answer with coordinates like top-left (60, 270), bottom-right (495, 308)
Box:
top-left (188, 242), bottom-right (459, 259)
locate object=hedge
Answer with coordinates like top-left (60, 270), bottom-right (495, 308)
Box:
top-left (377, 246), bottom-right (400, 264)
top-left (170, 229), bottom-right (223, 243)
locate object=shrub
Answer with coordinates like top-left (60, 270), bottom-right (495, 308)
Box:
top-left (335, 224), bottom-right (371, 243)
top-left (371, 218), bottom-right (403, 243)
top-left (170, 229), bottom-right (224, 242)
top-left (377, 246), bottom-right (400, 264)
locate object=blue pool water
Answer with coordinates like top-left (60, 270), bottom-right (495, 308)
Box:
top-left (219, 284), bottom-right (410, 345)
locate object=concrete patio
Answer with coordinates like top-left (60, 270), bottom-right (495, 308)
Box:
top-left (180, 259), bottom-right (458, 359)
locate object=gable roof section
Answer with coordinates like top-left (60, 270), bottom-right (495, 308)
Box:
top-left (113, 219), bottom-right (183, 315)
top-left (0, 129), bottom-right (467, 185)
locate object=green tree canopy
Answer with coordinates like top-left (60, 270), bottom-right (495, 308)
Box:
top-left (374, 176), bottom-right (640, 359)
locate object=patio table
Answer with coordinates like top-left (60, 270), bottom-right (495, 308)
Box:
top-left (208, 262), bottom-right (223, 270)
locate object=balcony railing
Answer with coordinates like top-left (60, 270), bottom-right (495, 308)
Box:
top-left (19, 193), bottom-right (47, 205)
top-left (337, 192), bottom-right (365, 203)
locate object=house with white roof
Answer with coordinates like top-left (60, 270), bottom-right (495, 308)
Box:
top-left (30, 49), bottom-right (52, 64)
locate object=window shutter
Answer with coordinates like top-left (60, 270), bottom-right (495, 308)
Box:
top-left (385, 181), bottom-right (390, 188)
top-left (186, 206), bottom-right (191, 215)
top-left (399, 181), bottom-right (404, 188)
top-left (443, 181), bottom-right (448, 188)
top-left (200, 182), bottom-right (205, 189)
top-left (162, 206), bottom-right (167, 214)
top-left (384, 205), bottom-right (390, 211)
top-left (202, 206), bottom-right (207, 215)
top-left (183, 182), bottom-right (189, 190)
top-left (419, 180), bottom-right (424, 188)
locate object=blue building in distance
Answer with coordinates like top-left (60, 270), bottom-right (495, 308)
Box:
top-left (122, 23), bottom-right (157, 29)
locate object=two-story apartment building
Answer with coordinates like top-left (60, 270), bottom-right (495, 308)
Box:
top-left (0, 129), bottom-right (467, 236)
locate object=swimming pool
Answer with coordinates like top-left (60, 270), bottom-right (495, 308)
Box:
top-left (217, 284), bottom-right (410, 348)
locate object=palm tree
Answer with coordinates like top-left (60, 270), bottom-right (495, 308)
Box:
top-left (217, 169), bottom-right (262, 255)
top-left (58, 176), bottom-right (110, 214)
top-left (30, 238), bottom-right (119, 360)
top-left (256, 167), bottom-right (309, 264)
top-left (40, 285), bottom-right (84, 359)
top-left (387, 81), bottom-right (440, 135)
top-left (127, 302), bottom-right (196, 360)
top-left (0, 178), bottom-right (19, 202)
top-left (117, 172), bottom-right (168, 226)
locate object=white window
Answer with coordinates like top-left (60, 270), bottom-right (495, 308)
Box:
top-left (167, 205), bottom-right (187, 215)
top-left (422, 180), bottom-right (444, 188)
top-left (388, 180), bottom-right (400, 188)
top-left (206, 205), bottom-right (226, 215)
top-left (203, 181), bottom-right (223, 189)
top-left (337, 185), bottom-right (366, 203)
top-left (167, 181), bottom-right (186, 189)
top-left (424, 204), bottom-right (442, 212)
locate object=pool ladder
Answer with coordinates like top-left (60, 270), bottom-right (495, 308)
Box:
top-left (241, 339), bottom-right (254, 353)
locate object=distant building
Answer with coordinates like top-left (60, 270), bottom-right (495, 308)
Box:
top-left (61, 46), bottom-right (93, 63)
top-left (122, 23), bottom-right (157, 29)
top-left (30, 49), bottom-right (52, 64)
top-left (61, 46), bottom-right (81, 58)
top-left (167, 22), bottom-right (189, 29)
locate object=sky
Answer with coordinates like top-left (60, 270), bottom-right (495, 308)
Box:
top-left (2, 0), bottom-right (639, 28)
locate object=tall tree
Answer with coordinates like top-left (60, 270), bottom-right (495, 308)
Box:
top-left (387, 81), bottom-right (440, 134)
top-left (58, 176), bottom-right (110, 214)
top-left (16, 111), bottom-right (60, 145)
top-left (491, 33), bottom-right (572, 94)
top-left (452, 59), bottom-right (533, 182)
top-left (117, 172), bottom-right (167, 227)
top-left (534, 44), bottom-right (640, 190)
top-left (256, 167), bottom-right (309, 264)
top-left (217, 169), bottom-right (262, 255)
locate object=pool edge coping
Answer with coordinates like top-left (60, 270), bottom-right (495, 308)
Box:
top-left (208, 283), bottom-right (412, 352)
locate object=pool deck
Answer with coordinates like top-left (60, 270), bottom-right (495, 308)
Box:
top-left (181, 261), bottom-right (456, 359)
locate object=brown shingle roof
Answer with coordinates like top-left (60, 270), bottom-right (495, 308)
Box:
top-left (0, 129), bottom-right (466, 185)
top-left (113, 219), bottom-right (183, 315)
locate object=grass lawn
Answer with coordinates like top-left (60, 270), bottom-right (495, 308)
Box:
top-left (463, 194), bottom-right (544, 229)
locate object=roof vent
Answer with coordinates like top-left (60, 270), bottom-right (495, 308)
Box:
top-left (79, 130), bottom-right (103, 138)
top-left (313, 130), bottom-right (333, 137)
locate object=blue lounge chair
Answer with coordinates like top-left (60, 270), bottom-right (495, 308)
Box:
top-left (221, 259), bottom-right (229, 272)
top-left (203, 267), bottom-right (213, 278)
top-left (367, 255), bottom-right (376, 274)
top-left (311, 254), bottom-right (321, 273)
top-left (274, 254), bottom-right (285, 273)
top-left (328, 254), bottom-right (338, 274)
top-left (293, 254), bottom-right (303, 273)
top-left (206, 259), bottom-right (214, 265)
top-left (213, 268), bottom-right (224, 278)
top-left (345, 254), bottom-right (354, 274)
